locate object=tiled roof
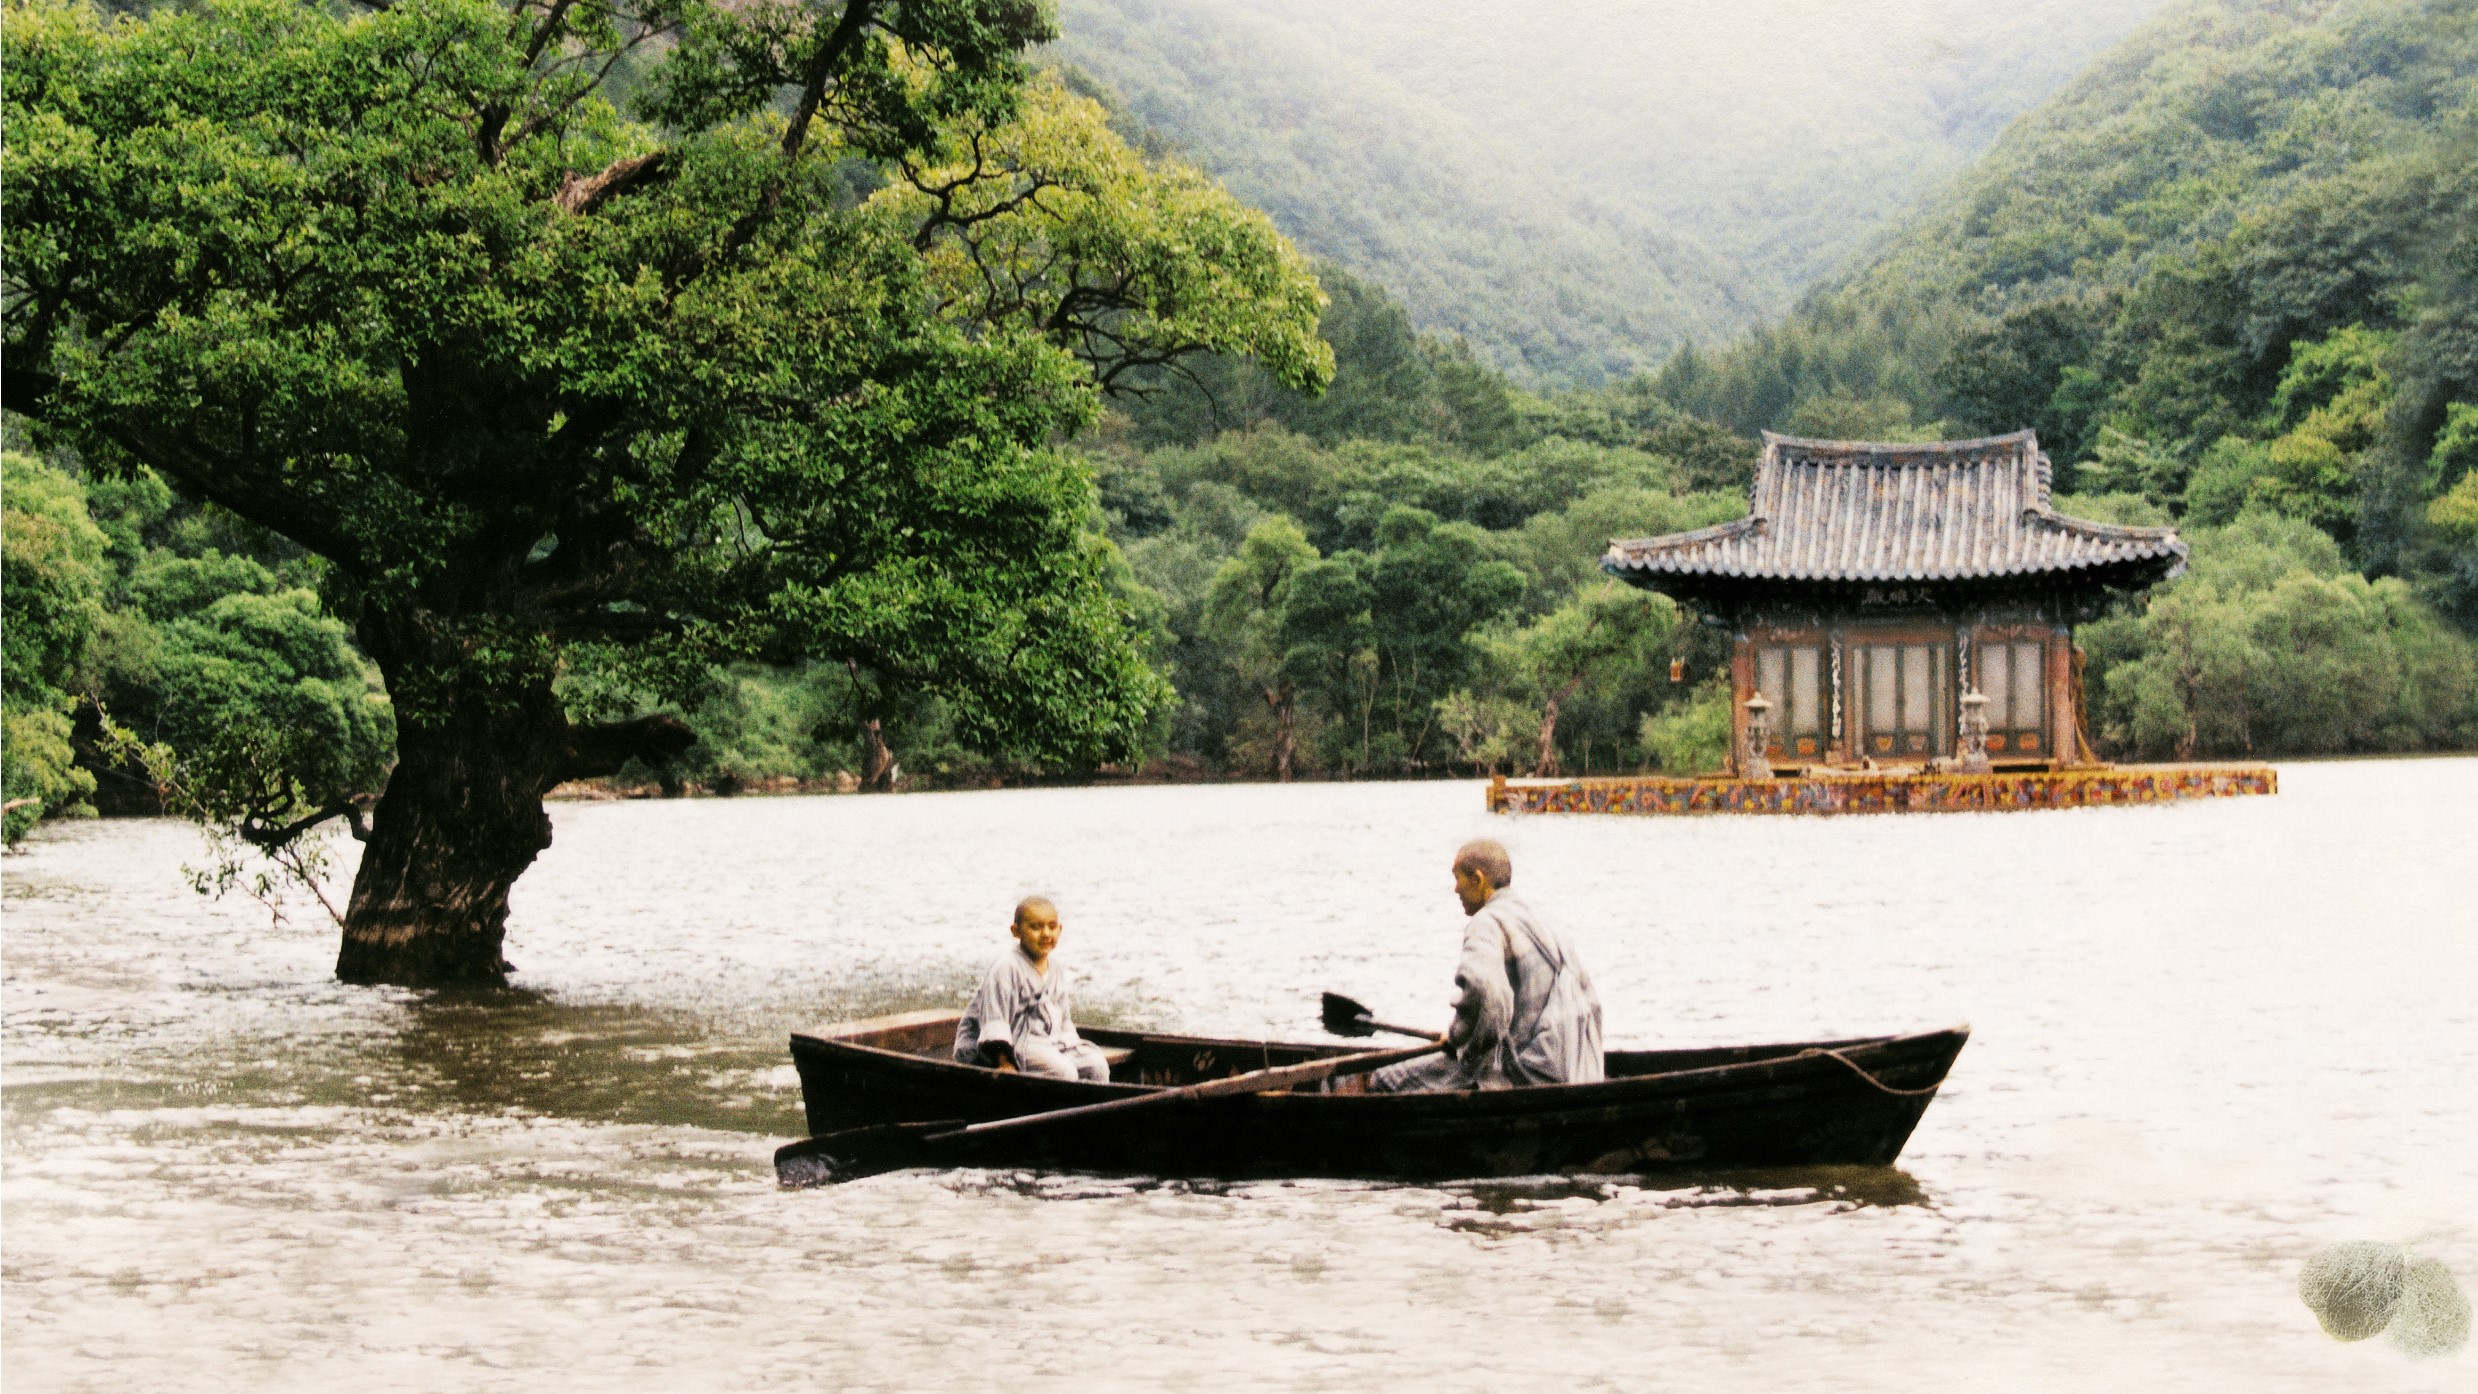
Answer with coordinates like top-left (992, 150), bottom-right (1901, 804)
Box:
top-left (1603, 430), bottom-right (2187, 585)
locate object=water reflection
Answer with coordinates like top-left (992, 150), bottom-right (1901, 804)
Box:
top-left (383, 991), bottom-right (803, 1135)
top-left (1456, 1165), bottom-right (1931, 1214)
top-left (946, 1165), bottom-right (1929, 1220)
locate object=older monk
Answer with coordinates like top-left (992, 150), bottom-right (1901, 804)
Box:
top-left (1368, 839), bottom-right (1604, 1093)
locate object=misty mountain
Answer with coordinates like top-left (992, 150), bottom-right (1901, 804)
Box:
top-left (1837, 0), bottom-right (2478, 310)
top-left (1643, 0), bottom-right (2475, 607)
top-left (1049, 0), bottom-right (2168, 383)
top-left (1049, 0), bottom-right (1761, 385)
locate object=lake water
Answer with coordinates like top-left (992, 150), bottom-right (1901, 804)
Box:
top-left (4, 760), bottom-right (2473, 1392)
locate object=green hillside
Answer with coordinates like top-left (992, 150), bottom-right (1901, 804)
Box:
top-left (1638, 0), bottom-right (2478, 749)
top-left (1048, 0), bottom-right (1761, 384)
top-left (1651, 0), bottom-right (2475, 556)
top-left (1843, 0), bottom-right (2477, 308)
top-left (1049, 0), bottom-right (2168, 382)
top-left (1074, 0), bottom-right (2478, 777)
top-left (15, 0), bottom-right (2470, 841)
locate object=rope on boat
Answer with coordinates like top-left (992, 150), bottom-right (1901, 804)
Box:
top-left (1796, 1047), bottom-right (1943, 1096)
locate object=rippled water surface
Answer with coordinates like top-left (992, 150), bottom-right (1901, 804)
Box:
top-left (5, 761), bottom-right (2474, 1392)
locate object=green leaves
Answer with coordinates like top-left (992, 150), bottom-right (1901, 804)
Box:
top-left (1, 452), bottom-right (111, 841)
top-left (2085, 510), bottom-right (2478, 757)
top-left (1448, 580), bottom-right (1675, 777)
top-left (148, 590), bottom-right (395, 810)
top-left (0, 453), bottom-right (108, 709)
top-left (880, 71), bottom-right (1332, 396)
top-left (1, 0), bottom-right (1337, 787)
top-left (1638, 674), bottom-right (1732, 775)
top-left (2157, 323), bottom-right (2399, 537)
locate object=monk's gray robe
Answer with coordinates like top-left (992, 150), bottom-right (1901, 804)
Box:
top-left (953, 947), bottom-right (1110, 1081)
top-left (1370, 892), bottom-right (1603, 1092)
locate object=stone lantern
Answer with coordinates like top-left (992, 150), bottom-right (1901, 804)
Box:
top-left (1957, 688), bottom-right (1992, 773)
top-left (1740, 691), bottom-right (1774, 781)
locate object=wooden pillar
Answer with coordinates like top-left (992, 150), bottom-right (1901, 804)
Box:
top-left (1728, 631), bottom-right (1755, 775)
top-left (2046, 625), bottom-right (2074, 768)
top-left (2051, 626), bottom-right (2071, 767)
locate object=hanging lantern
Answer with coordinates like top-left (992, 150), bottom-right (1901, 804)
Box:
top-left (1669, 657), bottom-right (1686, 683)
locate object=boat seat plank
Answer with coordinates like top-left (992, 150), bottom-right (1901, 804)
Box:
top-left (808, 1008), bottom-right (961, 1057)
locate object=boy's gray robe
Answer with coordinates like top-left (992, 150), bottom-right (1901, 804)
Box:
top-left (1372, 891), bottom-right (1604, 1092)
top-left (953, 947), bottom-right (1108, 1080)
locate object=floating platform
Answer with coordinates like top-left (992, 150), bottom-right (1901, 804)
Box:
top-left (1488, 764), bottom-right (2277, 817)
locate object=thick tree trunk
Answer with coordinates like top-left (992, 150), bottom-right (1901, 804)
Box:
top-left (861, 717), bottom-right (897, 790)
top-left (337, 680), bottom-right (567, 986)
top-left (337, 614), bottom-right (692, 987)
top-left (1534, 695), bottom-right (1562, 778)
top-left (1264, 682), bottom-right (1295, 783)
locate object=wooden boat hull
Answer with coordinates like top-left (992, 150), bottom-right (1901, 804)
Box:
top-left (778, 1010), bottom-right (1967, 1185)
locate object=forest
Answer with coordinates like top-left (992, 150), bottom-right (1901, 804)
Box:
top-left (6, 0), bottom-right (2476, 856)
top-left (1643, 0), bottom-right (2478, 747)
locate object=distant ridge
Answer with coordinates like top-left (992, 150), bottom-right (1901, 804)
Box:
top-left (1051, 0), bottom-right (2168, 384)
top-left (1051, 0), bottom-right (1760, 385)
top-left (1835, 0), bottom-right (2478, 309)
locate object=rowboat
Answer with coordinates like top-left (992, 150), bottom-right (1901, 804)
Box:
top-left (776, 1009), bottom-right (1968, 1185)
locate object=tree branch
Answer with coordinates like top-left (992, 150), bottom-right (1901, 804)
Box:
top-left (782, 1), bottom-right (881, 162)
top-left (236, 796), bottom-right (374, 848)
top-left (106, 420), bottom-right (365, 570)
top-left (556, 151), bottom-right (671, 214)
top-left (697, 0), bottom-right (881, 269)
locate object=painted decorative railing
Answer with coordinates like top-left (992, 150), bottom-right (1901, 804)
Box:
top-left (1488, 765), bottom-right (2276, 816)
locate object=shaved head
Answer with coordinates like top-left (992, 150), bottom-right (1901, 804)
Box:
top-left (1451, 839), bottom-right (1512, 889)
top-left (1013, 895), bottom-right (1058, 926)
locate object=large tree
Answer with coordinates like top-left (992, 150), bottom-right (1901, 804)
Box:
top-left (1201, 516), bottom-right (1317, 782)
top-left (1471, 581), bottom-right (1673, 778)
top-left (2, 0), bottom-right (1327, 984)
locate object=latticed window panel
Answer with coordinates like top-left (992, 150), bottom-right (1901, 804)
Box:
top-left (1754, 644), bottom-right (1826, 759)
top-left (1853, 643), bottom-right (1948, 759)
top-left (1977, 640), bottom-right (2048, 755)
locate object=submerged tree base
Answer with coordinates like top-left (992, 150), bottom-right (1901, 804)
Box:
top-left (336, 922), bottom-right (517, 987)
top-left (332, 657), bottom-right (695, 987)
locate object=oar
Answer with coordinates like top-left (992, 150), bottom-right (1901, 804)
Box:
top-left (1321, 990), bottom-right (1440, 1042)
top-left (777, 1035), bottom-right (1448, 1187)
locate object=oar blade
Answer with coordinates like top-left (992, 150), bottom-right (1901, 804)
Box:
top-left (1320, 991), bottom-right (1378, 1037)
top-left (775, 1122), bottom-right (963, 1188)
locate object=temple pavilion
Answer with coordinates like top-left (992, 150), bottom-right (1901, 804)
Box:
top-left (1602, 430), bottom-right (2188, 773)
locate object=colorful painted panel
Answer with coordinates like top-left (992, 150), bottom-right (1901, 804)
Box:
top-left (1487, 766), bottom-right (2277, 817)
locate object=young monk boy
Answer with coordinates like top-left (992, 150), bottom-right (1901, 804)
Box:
top-left (952, 896), bottom-right (1113, 1081)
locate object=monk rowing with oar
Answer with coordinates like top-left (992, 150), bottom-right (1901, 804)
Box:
top-left (1350, 838), bottom-right (1605, 1094)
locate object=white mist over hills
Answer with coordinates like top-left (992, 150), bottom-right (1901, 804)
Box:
top-left (1049, 0), bottom-right (2169, 382)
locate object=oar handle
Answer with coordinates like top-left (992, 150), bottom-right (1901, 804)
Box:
top-left (939, 1038), bottom-right (1448, 1146)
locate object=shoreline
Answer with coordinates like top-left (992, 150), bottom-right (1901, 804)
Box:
top-left (542, 748), bottom-right (2476, 803)
top-left (22, 751), bottom-right (2473, 834)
